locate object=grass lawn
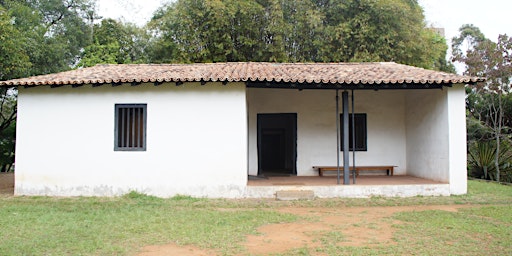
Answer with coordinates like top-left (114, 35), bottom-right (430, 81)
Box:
top-left (0, 180), bottom-right (511, 255)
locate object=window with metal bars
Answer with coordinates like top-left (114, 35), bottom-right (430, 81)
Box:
top-left (115, 104), bottom-right (147, 151)
top-left (340, 113), bottom-right (367, 151)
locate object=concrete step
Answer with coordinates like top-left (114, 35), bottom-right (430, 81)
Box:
top-left (276, 190), bottom-right (315, 200)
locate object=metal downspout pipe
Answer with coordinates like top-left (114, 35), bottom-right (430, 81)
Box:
top-left (342, 91), bottom-right (350, 185)
top-left (352, 90), bottom-right (356, 184)
top-left (336, 89), bottom-right (340, 185)
top-left (337, 90), bottom-right (353, 185)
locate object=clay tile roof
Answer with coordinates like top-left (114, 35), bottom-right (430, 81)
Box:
top-left (0, 62), bottom-right (483, 87)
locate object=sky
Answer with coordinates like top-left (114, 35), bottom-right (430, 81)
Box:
top-left (96, 0), bottom-right (511, 72)
top-left (420, 0), bottom-right (511, 43)
top-left (96, 0), bottom-right (169, 26)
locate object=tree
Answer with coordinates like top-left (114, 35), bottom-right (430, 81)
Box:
top-left (0, 88), bottom-right (16, 172)
top-left (79, 18), bottom-right (150, 67)
top-left (148, 0), bottom-right (270, 63)
top-left (148, 0), bottom-right (453, 71)
top-left (0, 7), bottom-right (31, 80)
top-left (3, 0), bottom-right (94, 75)
top-left (453, 24), bottom-right (512, 182)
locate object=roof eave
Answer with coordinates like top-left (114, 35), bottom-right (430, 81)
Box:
top-left (245, 81), bottom-right (454, 90)
top-left (12, 80), bottom-right (479, 90)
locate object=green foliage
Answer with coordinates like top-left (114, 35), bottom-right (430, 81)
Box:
top-left (452, 24), bottom-right (489, 77)
top-left (122, 190), bottom-right (161, 201)
top-left (0, 121), bottom-right (15, 172)
top-left (3, 0), bottom-right (94, 75)
top-left (468, 141), bottom-right (512, 182)
top-left (79, 42), bottom-right (120, 67)
top-left (319, 0), bottom-right (437, 66)
top-left (79, 19), bottom-right (150, 67)
top-left (466, 92), bottom-right (512, 144)
top-left (170, 194), bottom-right (203, 202)
top-left (148, 0), bottom-right (452, 70)
top-left (0, 87), bottom-right (16, 172)
top-left (0, 6), bottom-right (31, 80)
top-left (454, 25), bottom-right (512, 182)
top-left (149, 0), bottom-right (267, 63)
top-left (468, 142), bottom-right (499, 180)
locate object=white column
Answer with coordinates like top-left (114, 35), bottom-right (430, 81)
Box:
top-left (447, 84), bottom-right (467, 195)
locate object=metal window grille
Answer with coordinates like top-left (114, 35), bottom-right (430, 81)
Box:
top-left (115, 104), bottom-right (147, 151)
top-left (340, 113), bottom-right (367, 151)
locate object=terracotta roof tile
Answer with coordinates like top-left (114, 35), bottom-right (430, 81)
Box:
top-left (0, 62), bottom-right (483, 87)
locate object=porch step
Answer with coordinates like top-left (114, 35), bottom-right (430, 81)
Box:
top-left (276, 190), bottom-right (315, 201)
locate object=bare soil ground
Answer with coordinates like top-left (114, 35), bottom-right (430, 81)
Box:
top-left (137, 204), bottom-right (470, 256)
top-left (0, 172), bottom-right (14, 195)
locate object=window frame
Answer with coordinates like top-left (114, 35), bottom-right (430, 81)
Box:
top-left (340, 113), bottom-right (367, 151)
top-left (114, 104), bottom-right (147, 151)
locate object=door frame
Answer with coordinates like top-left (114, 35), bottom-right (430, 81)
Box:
top-left (257, 113), bottom-right (297, 176)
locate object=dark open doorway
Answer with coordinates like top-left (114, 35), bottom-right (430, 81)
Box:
top-left (257, 113), bottom-right (297, 176)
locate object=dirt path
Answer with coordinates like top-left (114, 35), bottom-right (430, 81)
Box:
top-left (0, 172), bottom-right (14, 195)
top-left (137, 204), bottom-right (470, 256)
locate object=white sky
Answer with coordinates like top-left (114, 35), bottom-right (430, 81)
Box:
top-left (97, 0), bottom-right (511, 72)
top-left (420, 0), bottom-right (511, 43)
top-left (96, 0), bottom-right (170, 25)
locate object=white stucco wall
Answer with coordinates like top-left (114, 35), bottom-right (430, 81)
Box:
top-left (247, 88), bottom-right (407, 176)
top-left (15, 82), bottom-right (248, 197)
top-left (405, 89), bottom-right (450, 182)
top-left (15, 83), bottom-right (466, 198)
top-left (447, 85), bottom-right (468, 194)
top-left (405, 84), bottom-right (467, 194)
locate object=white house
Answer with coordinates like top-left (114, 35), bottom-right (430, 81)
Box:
top-left (0, 62), bottom-right (482, 198)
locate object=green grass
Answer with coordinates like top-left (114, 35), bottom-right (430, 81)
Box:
top-left (0, 180), bottom-right (511, 255)
top-left (308, 205), bottom-right (512, 256)
top-left (391, 205), bottom-right (512, 255)
top-left (0, 194), bottom-right (298, 255)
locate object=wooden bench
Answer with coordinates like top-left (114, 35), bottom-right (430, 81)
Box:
top-left (313, 166), bottom-right (395, 177)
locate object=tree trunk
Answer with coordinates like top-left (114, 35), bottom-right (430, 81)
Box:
top-left (494, 94), bottom-right (503, 183)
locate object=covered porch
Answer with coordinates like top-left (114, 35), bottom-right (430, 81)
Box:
top-left (244, 62), bottom-right (473, 196)
top-left (246, 86), bottom-right (465, 183)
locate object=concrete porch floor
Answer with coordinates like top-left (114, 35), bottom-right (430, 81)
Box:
top-left (248, 175), bottom-right (445, 186)
top-left (245, 175), bottom-right (450, 198)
